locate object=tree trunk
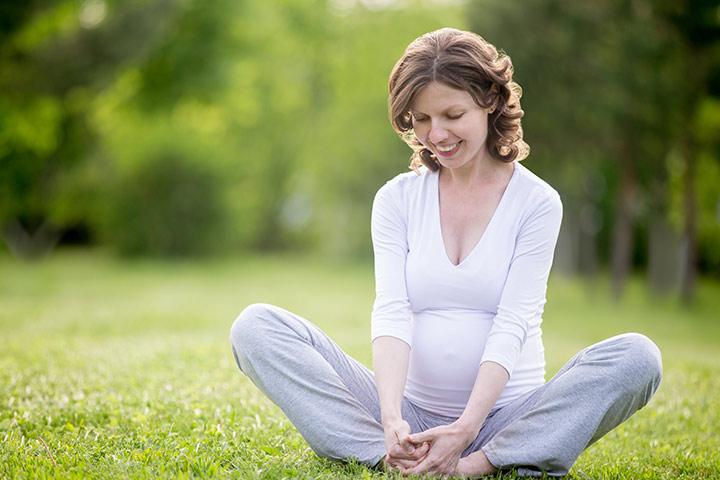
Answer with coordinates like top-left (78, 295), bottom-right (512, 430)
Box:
top-left (648, 214), bottom-right (682, 296)
top-left (680, 131), bottom-right (698, 304)
top-left (1, 218), bottom-right (61, 260)
top-left (611, 163), bottom-right (636, 300)
top-left (677, 43), bottom-right (707, 305)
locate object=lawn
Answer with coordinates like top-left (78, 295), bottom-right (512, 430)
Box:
top-left (1, 249), bottom-right (719, 479)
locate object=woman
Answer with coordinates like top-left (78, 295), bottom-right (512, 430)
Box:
top-left (229, 28), bottom-right (662, 477)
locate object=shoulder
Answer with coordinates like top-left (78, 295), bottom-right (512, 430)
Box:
top-left (509, 163), bottom-right (563, 232)
top-left (374, 166), bottom-right (432, 207)
top-left (514, 162), bottom-right (562, 212)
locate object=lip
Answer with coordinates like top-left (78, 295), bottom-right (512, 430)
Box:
top-left (434, 141), bottom-right (462, 158)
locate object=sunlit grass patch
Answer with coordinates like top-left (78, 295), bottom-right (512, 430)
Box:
top-left (1, 249), bottom-right (718, 478)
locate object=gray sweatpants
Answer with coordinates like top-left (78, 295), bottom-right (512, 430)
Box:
top-left (229, 303), bottom-right (662, 477)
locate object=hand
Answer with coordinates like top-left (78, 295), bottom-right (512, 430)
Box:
top-left (399, 421), bottom-right (475, 476)
top-left (382, 418), bottom-right (430, 471)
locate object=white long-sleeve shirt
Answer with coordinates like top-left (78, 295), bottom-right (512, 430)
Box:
top-left (370, 161), bottom-right (563, 418)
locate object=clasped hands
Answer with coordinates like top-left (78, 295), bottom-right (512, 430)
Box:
top-left (383, 418), bottom-right (476, 477)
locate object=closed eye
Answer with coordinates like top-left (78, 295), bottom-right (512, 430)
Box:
top-left (411, 112), bottom-right (464, 122)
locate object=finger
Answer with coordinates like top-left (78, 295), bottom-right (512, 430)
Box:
top-left (398, 433), bottom-right (418, 451)
top-left (399, 436), bottom-right (426, 458)
top-left (400, 438), bottom-right (417, 454)
top-left (407, 429), bottom-right (435, 444)
top-left (388, 445), bottom-right (425, 462)
top-left (383, 458), bottom-right (400, 472)
top-left (388, 443), bottom-right (416, 460)
top-left (413, 458), bottom-right (450, 476)
top-left (386, 457), bottom-right (422, 470)
top-left (402, 463), bottom-right (432, 476)
top-left (411, 441), bottom-right (430, 460)
top-left (405, 454), bottom-right (435, 475)
top-left (387, 459), bottom-right (425, 476)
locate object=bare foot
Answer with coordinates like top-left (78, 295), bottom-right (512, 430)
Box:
top-left (456, 450), bottom-right (497, 477)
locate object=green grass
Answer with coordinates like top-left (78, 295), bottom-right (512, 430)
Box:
top-left (1, 248), bottom-right (719, 479)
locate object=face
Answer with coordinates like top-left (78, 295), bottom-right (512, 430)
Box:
top-left (409, 81), bottom-right (491, 171)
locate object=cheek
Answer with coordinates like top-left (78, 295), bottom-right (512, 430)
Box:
top-left (463, 124), bottom-right (488, 145)
top-left (413, 125), bottom-right (429, 145)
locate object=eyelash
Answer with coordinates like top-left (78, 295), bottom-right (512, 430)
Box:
top-left (413, 113), bottom-right (464, 122)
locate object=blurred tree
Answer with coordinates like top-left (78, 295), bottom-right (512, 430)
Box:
top-left (468, 0), bottom-right (719, 301)
top-left (102, 150), bottom-right (224, 256)
top-left (652, 0), bottom-right (720, 303)
top-left (693, 100), bottom-right (720, 277)
top-left (0, 0), bottom-right (182, 259)
top-left (0, 0), bottom-right (471, 259)
top-left (90, 0), bottom-right (250, 255)
top-left (297, 2), bottom-right (467, 258)
top-left (89, 0), bottom-right (342, 255)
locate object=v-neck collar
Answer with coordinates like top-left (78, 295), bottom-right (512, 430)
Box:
top-left (434, 162), bottom-right (518, 268)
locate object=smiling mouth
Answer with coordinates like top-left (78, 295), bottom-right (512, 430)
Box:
top-left (435, 141), bottom-right (462, 157)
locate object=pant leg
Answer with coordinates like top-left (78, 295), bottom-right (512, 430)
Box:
top-left (463, 332), bottom-right (663, 477)
top-left (229, 303), bottom-right (423, 466)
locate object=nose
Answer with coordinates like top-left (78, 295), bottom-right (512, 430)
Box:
top-left (428, 123), bottom-right (449, 145)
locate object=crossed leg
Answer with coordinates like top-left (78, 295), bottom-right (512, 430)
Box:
top-left (460, 333), bottom-right (663, 477)
top-left (230, 303), bottom-right (417, 466)
top-left (230, 304), bottom-right (662, 477)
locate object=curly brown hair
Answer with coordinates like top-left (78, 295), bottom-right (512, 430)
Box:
top-left (388, 28), bottom-right (529, 172)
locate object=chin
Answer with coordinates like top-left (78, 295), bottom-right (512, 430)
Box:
top-left (437, 157), bottom-right (469, 170)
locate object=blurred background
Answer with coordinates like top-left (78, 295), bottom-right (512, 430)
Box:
top-left (2, 0), bottom-right (720, 303)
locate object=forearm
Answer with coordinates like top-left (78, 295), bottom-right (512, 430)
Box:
top-left (456, 361), bottom-right (510, 437)
top-left (372, 335), bottom-right (410, 424)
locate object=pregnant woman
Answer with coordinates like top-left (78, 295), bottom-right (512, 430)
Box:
top-left (229, 27), bottom-right (662, 477)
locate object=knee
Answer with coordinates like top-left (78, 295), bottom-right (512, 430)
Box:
top-left (616, 333), bottom-right (663, 392)
top-left (229, 303), bottom-right (277, 355)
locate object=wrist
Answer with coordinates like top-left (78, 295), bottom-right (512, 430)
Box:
top-left (454, 416), bottom-right (481, 443)
top-left (381, 411), bottom-right (403, 427)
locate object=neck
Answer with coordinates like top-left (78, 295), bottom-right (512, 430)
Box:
top-left (439, 152), bottom-right (514, 188)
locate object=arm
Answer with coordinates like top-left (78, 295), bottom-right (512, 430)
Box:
top-left (479, 190), bottom-right (564, 377)
top-left (370, 182), bottom-right (429, 467)
top-left (460, 190), bottom-right (563, 433)
top-left (456, 361), bottom-right (509, 438)
top-left (374, 336), bottom-right (430, 469)
top-left (370, 181), bottom-right (413, 412)
top-left (372, 336), bottom-right (410, 426)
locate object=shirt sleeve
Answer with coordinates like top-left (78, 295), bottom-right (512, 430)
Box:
top-left (480, 189), bottom-right (563, 376)
top-left (370, 181), bottom-right (413, 348)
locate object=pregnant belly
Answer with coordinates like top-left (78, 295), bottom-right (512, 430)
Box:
top-left (407, 310), bottom-right (494, 391)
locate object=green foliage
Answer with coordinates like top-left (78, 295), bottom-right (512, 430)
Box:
top-left (2, 0), bottom-right (719, 280)
top-left (89, 0), bottom-right (337, 254)
top-left (100, 150), bottom-right (226, 256)
top-left (0, 0), bottom-right (184, 255)
top-left (89, 0), bottom-right (467, 257)
top-left (468, 0), bottom-right (684, 226)
top-left (0, 96), bottom-right (63, 221)
top-left (1, 250), bottom-right (720, 478)
top-left (135, 0), bottom-right (246, 109)
top-left (296, 4), bottom-right (467, 258)
top-left (669, 98), bottom-right (720, 274)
